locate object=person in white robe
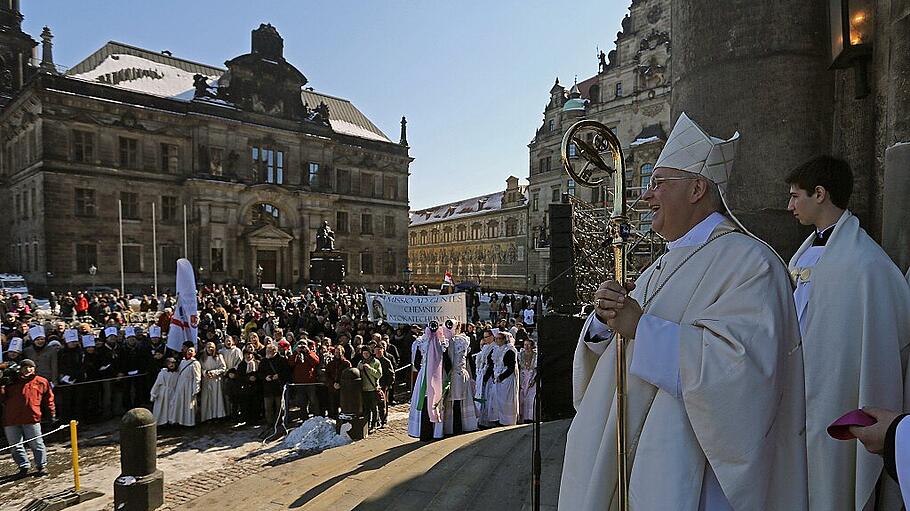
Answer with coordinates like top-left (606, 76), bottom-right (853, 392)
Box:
top-left (168, 346), bottom-right (202, 426)
top-left (407, 322), bottom-right (446, 440)
top-left (488, 330), bottom-right (519, 426)
top-left (852, 407), bottom-right (910, 510)
top-left (442, 320), bottom-right (479, 435)
top-left (199, 341), bottom-right (227, 422)
top-left (559, 112), bottom-right (808, 510)
top-left (220, 335), bottom-right (243, 418)
top-left (473, 328), bottom-right (496, 427)
top-left (150, 357), bottom-right (179, 425)
top-left (518, 338), bottom-right (538, 423)
top-left (786, 155), bottom-right (910, 511)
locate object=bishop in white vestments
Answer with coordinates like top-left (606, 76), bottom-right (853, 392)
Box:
top-left (559, 113), bottom-right (809, 510)
top-left (786, 156), bottom-right (910, 511)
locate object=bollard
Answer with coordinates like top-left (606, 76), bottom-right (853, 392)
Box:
top-left (71, 420), bottom-right (80, 492)
top-left (339, 366), bottom-right (363, 416)
top-left (338, 367), bottom-right (369, 440)
top-left (114, 408), bottom-right (164, 511)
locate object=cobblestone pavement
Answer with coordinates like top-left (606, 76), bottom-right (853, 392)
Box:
top-left (0, 403), bottom-right (410, 511)
top-left (155, 404), bottom-right (410, 511)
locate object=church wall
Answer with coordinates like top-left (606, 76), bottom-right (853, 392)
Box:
top-left (525, 0), bottom-right (672, 292)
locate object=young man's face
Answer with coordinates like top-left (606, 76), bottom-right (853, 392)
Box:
top-left (787, 184), bottom-right (823, 226)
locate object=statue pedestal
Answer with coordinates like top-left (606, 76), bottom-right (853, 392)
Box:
top-left (309, 251), bottom-right (346, 284)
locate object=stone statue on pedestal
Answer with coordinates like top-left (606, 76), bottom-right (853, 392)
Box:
top-left (315, 220), bottom-right (335, 251)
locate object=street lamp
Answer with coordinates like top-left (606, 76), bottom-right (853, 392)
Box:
top-left (829, 0), bottom-right (873, 98)
top-left (89, 264), bottom-right (97, 289)
top-left (402, 267), bottom-right (412, 285)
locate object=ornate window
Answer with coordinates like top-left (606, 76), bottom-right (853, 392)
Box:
top-left (161, 143), bottom-right (179, 173)
top-left (505, 218), bottom-right (519, 237)
top-left (252, 203), bottom-right (280, 224)
top-left (252, 146), bottom-right (284, 184)
top-left (72, 130), bottom-right (94, 163)
top-left (308, 162), bottom-right (320, 187)
top-left (74, 188), bottom-right (95, 217)
top-left (119, 137), bottom-right (139, 169)
top-left (120, 192), bottom-right (140, 220)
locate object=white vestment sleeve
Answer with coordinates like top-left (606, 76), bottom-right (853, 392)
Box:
top-left (630, 313), bottom-right (681, 398)
top-left (582, 314), bottom-right (614, 355)
top-left (896, 416), bottom-right (910, 510)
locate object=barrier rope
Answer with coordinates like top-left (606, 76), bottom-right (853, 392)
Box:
top-left (0, 423), bottom-right (68, 453)
top-left (55, 373), bottom-right (148, 387)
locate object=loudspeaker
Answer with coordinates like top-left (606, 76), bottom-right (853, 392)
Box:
top-left (549, 203), bottom-right (576, 312)
top-left (537, 312), bottom-right (585, 421)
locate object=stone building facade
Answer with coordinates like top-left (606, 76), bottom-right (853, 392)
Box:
top-left (525, 0), bottom-right (671, 289)
top-left (0, 13), bottom-right (411, 292)
top-left (408, 177), bottom-right (528, 292)
top-left (670, 0), bottom-right (910, 269)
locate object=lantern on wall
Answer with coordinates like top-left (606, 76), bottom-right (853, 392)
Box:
top-left (829, 0), bottom-right (873, 97)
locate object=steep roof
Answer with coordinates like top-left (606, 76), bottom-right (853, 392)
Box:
top-left (302, 90), bottom-right (389, 142)
top-left (64, 41), bottom-right (390, 143)
top-left (409, 187), bottom-right (527, 228)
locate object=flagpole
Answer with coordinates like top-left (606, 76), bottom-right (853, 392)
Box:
top-left (152, 201), bottom-right (158, 297)
top-left (118, 199), bottom-right (125, 294)
top-left (183, 204), bottom-right (188, 259)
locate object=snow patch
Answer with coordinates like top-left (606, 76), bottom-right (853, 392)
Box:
top-left (330, 119), bottom-right (390, 142)
top-left (69, 53), bottom-right (222, 100)
top-left (283, 417), bottom-right (353, 452)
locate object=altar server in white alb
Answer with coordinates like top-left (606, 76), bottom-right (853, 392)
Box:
top-left (169, 344), bottom-right (202, 426)
top-left (786, 155), bottom-right (910, 511)
top-left (559, 113), bottom-right (808, 510)
top-left (442, 320), bottom-right (479, 435)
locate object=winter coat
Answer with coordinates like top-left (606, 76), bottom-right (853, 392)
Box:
top-left (1, 373), bottom-right (55, 425)
top-left (288, 350), bottom-right (320, 384)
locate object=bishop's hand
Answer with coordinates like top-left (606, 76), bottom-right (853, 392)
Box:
top-left (594, 280), bottom-right (641, 339)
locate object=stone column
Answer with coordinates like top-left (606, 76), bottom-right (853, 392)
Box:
top-left (670, 0), bottom-right (833, 258)
top-left (881, 0), bottom-right (910, 270)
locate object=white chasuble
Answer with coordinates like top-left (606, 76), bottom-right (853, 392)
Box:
top-left (790, 210), bottom-right (910, 511)
top-left (559, 218), bottom-right (808, 511)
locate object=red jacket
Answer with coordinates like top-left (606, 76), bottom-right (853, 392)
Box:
top-left (1, 373), bottom-right (55, 426)
top-left (288, 350), bottom-right (320, 384)
top-left (75, 296), bottom-right (89, 314)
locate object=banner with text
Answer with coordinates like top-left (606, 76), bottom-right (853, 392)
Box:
top-left (365, 293), bottom-right (467, 326)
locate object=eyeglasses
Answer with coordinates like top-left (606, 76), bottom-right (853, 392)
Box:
top-left (647, 175), bottom-right (699, 191)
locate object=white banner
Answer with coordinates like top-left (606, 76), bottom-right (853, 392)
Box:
top-left (167, 258), bottom-right (198, 352)
top-left (365, 293), bottom-right (467, 326)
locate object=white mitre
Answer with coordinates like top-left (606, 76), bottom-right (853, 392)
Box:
top-left (655, 112), bottom-right (739, 195)
top-left (656, 112), bottom-right (786, 265)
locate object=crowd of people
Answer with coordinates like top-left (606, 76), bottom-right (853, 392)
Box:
top-left (406, 318), bottom-right (538, 442)
top-left (0, 282), bottom-right (540, 477)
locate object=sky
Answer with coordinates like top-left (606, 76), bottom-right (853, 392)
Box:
top-left (24, 1), bottom-right (627, 211)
